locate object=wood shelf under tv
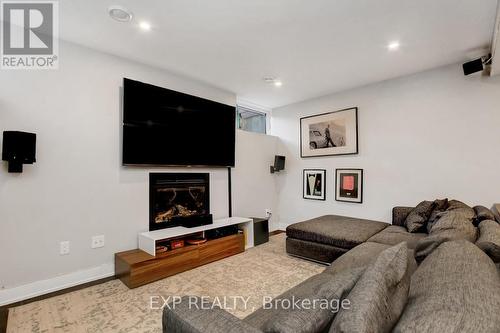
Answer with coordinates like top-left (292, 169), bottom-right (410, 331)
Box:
top-left (138, 217), bottom-right (254, 255)
top-left (115, 233), bottom-right (245, 288)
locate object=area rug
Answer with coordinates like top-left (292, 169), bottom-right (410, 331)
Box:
top-left (7, 234), bottom-right (324, 332)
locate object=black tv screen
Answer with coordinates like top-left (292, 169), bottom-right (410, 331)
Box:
top-left (122, 78), bottom-right (236, 167)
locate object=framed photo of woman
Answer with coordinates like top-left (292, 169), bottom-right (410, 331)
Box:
top-left (303, 169), bottom-right (326, 201)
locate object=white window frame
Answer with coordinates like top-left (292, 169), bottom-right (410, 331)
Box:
top-left (236, 99), bottom-right (272, 134)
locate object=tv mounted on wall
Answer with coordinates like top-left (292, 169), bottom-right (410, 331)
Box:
top-left (122, 78), bottom-right (236, 167)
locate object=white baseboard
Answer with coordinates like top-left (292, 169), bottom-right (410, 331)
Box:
top-left (0, 263), bottom-right (114, 307)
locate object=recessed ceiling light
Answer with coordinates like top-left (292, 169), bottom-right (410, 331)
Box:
top-left (388, 41), bottom-right (400, 51)
top-left (263, 77), bottom-right (282, 87)
top-left (108, 5), bottom-right (133, 22)
top-left (139, 21), bottom-right (152, 31)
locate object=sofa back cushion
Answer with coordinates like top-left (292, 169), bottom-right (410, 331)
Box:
top-left (329, 242), bottom-right (416, 333)
top-left (426, 199), bottom-right (475, 232)
top-left (427, 198), bottom-right (449, 229)
top-left (427, 209), bottom-right (476, 237)
top-left (474, 206), bottom-right (497, 226)
top-left (393, 240), bottom-right (500, 333)
top-left (415, 208), bottom-right (477, 262)
top-left (245, 268), bottom-right (363, 333)
top-left (405, 201), bottom-right (435, 233)
top-left (324, 242), bottom-right (391, 276)
top-left (476, 219), bottom-right (500, 263)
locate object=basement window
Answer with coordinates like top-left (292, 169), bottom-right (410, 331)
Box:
top-left (237, 105), bottom-right (267, 134)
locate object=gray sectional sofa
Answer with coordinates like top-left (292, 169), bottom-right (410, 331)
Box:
top-left (163, 200), bottom-right (500, 333)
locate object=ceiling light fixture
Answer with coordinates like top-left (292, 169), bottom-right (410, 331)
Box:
top-left (108, 5), bottom-right (133, 22)
top-left (274, 80), bottom-right (283, 87)
top-left (139, 21), bottom-right (152, 31)
top-left (388, 41), bottom-right (400, 51)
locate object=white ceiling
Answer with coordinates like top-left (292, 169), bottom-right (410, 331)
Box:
top-left (59, 0), bottom-right (498, 108)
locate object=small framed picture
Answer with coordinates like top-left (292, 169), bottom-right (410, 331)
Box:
top-left (335, 169), bottom-right (363, 203)
top-left (303, 169), bottom-right (326, 201)
top-left (300, 107), bottom-right (358, 158)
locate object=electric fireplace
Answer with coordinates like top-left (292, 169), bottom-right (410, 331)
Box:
top-left (149, 173), bottom-right (212, 231)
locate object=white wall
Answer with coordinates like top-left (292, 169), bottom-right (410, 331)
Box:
top-left (272, 64), bottom-right (500, 229)
top-left (233, 130), bottom-right (279, 230)
top-left (0, 41), bottom-right (278, 302)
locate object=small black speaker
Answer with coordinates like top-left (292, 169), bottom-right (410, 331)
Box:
top-left (463, 58), bottom-right (484, 76)
top-left (270, 155), bottom-right (285, 173)
top-left (2, 131), bottom-right (37, 173)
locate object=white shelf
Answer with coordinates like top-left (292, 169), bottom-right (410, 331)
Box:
top-left (138, 217), bottom-right (254, 255)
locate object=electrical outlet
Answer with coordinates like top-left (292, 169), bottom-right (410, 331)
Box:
top-left (91, 235), bottom-right (105, 249)
top-left (265, 209), bottom-right (272, 218)
top-left (60, 241), bottom-right (70, 255)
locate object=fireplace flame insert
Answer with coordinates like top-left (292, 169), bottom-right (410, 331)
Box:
top-left (149, 173), bottom-right (212, 231)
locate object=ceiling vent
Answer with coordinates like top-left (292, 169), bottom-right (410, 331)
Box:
top-left (108, 6), bottom-right (133, 23)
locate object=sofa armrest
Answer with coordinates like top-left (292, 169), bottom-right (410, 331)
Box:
top-left (163, 296), bottom-right (261, 333)
top-left (392, 207), bottom-right (414, 227)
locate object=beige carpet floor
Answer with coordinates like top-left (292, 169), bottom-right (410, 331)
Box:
top-left (8, 234), bottom-right (325, 332)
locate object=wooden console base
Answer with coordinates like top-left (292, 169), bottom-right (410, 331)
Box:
top-left (115, 233), bottom-right (245, 288)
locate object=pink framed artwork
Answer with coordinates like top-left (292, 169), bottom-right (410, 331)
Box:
top-left (335, 169), bottom-right (363, 203)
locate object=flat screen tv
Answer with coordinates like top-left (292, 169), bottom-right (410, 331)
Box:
top-left (122, 78), bottom-right (236, 167)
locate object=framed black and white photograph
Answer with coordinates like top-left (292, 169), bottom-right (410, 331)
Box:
top-left (300, 107), bottom-right (358, 158)
top-left (335, 169), bottom-right (363, 203)
top-left (303, 169), bottom-right (326, 200)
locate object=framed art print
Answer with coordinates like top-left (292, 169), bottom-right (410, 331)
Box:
top-left (335, 169), bottom-right (363, 203)
top-left (303, 169), bottom-right (326, 201)
top-left (300, 107), bottom-right (358, 158)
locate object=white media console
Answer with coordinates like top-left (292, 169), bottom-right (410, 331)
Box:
top-left (138, 216), bottom-right (254, 255)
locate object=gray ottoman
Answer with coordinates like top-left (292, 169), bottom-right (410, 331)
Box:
top-left (286, 215), bottom-right (388, 264)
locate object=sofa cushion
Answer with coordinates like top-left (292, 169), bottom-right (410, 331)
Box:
top-left (428, 209), bottom-right (476, 237)
top-left (244, 268), bottom-right (364, 333)
top-left (394, 240), bottom-right (500, 333)
top-left (447, 199), bottom-right (473, 211)
top-left (477, 220), bottom-right (500, 263)
top-left (163, 296), bottom-right (262, 333)
top-left (427, 198), bottom-right (449, 227)
top-left (367, 225), bottom-right (426, 249)
top-left (426, 200), bottom-right (476, 233)
top-left (474, 205), bottom-right (497, 226)
top-left (330, 242), bottom-right (417, 333)
top-left (286, 215), bottom-right (388, 249)
top-left (405, 201), bottom-right (435, 233)
top-left (324, 242), bottom-right (391, 276)
top-left (415, 210), bottom-right (478, 262)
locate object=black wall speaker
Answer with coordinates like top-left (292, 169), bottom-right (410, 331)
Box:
top-left (2, 131), bottom-right (37, 173)
top-left (270, 155), bottom-right (286, 174)
top-left (463, 58), bottom-right (484, 76)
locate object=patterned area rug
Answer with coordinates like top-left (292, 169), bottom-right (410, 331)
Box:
top-left (8, 234), bottom-right (324, 332)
